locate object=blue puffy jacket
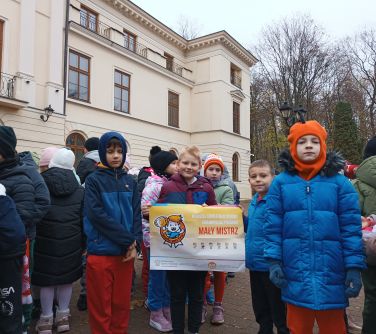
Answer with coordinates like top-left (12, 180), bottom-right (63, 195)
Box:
top-left (84, 132), bottom-right (142, 256)
top-left (264, 150), bottom-right (365, 310)
top-left (245, 194), bottom-right (269, 271)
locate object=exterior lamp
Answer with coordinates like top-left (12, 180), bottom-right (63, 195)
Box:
top-left (40, 105), bottom-right (54, 122)
top-left (278, 101), bottom-right (307, 128)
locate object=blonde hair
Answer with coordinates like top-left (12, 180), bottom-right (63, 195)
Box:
top-left (179, 145), bottom-right (201, 164)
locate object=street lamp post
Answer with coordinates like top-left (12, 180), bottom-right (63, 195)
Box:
top-left (278, 101), bottom-right (307, 128)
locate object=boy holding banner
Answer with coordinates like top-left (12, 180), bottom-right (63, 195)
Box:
top-left (158, 146), bottom-right (217, 334)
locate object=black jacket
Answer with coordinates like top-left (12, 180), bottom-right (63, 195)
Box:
top-left (137, 166), bottom-right (153, 195)
top-left (32, 167), bottom-right (84, 286)
top-left (76, 151), bottom-right (100, 184)
top-left (0, 196), bottom-right (26, 259)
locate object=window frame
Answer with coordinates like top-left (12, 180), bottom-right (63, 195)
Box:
top-left (114, 69), bottom-right (131, 114)
top-left (80, 5), bottom-right (98, 33)
top-left (68, 50), bottom-right (90, 102)
top-left (233, 101), bottom-right (240, 134)
top-left (168, 91), bottom-right (179, 128)
top-left (124, 30), bottom-right (136, 52)
top-left (232, 153), bottom-right (239, 182)
top-left (165, 52), bottom-right (174, 72)
top-left (66, 132), bottom-right (86, 168)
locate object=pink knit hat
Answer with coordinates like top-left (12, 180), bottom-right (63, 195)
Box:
top-left (39, 147), bottom-right (59, 167)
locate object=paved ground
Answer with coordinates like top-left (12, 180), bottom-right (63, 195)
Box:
top-left (30, 257), bottom-right (364, 334)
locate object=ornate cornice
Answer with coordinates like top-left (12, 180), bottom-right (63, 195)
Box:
top-left (104, 0), bottom-right (258, 67)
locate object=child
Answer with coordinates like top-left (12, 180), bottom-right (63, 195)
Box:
top-left (0, 183), bottom-right (26, 334)
top-left (33, 148), bottom-right (84, 334)
top-left (246, 160), bottom-right (289, 334)
top-left (84, 131), bottom-right (141, 334)
top-left (141, 150), bottom-right (178, 332)
top-left (202, 153), bottom-right (234, 325)
top-left (264, 120), bottom-right (365, 334)
top-left (158, 146), bottom-right (217, 334)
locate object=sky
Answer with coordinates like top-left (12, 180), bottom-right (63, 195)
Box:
top-left (132, 0), bottom-right (376, 49)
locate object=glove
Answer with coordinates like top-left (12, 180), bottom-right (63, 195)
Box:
top-left (345, 269), bottom-right (362, 298)
top-left (269, 261), bottom-right (288, 289)
top-left (0, 183), bottom-right (6, 196)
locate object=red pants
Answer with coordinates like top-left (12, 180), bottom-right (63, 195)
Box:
top-left (203, 272), bottom-right (226, 303)
top-left (141, 242), bottom-right (149, 299)
top-left (87, 255), bottom-right (134, 334)
top-left (287, 304), bottom-right (346, 334)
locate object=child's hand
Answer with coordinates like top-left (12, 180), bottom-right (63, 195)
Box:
top-left (121, 248), bottom-right (137, 262)
top-left (141, 204), bottom-right (151, 217)
top-left (0, 183), bottom-right (6, 196)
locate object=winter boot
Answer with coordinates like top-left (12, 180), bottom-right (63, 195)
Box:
top-left (162, 307), bottom-right (172, 323)
top-left (55, 309), bottom-right (70, 333)
top-left (149, 309), bottom-right (173, 332)
top-left (35, 314), bottom-right (53, 334)
top-left (211, 302), bottom-right (224, 325)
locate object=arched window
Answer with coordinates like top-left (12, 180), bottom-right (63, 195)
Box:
top-left (232, 153), bottom-right (239, 182)
top-left (66, 132), bottom-right (86, 167)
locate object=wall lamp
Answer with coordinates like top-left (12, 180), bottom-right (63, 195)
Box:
top-left (40, 105), bottom-right (54, 122)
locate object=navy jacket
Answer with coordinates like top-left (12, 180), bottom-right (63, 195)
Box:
top-left (0, 195), bottom-right (26, 258)
top-left (158, 173), bottom-right (217, 205)
top-left (245, 194), bottom-right (269, 271)
top-left (264, 150), bottom-right (365, 310)
top-left (84, 132), bottom-right (142, 256)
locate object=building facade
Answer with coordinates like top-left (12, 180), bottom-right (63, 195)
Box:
top-left (0, 0), bottom-right (256, 197)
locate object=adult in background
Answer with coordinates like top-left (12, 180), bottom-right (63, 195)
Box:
top-left (76, 137), bottom-right (100, 185)
top-left (33, 148), bottom-right (84, 334)
top-left (352, 136), bottom-right (376, 334)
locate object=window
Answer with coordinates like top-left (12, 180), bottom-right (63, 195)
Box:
top-left (230, 64), bottom-right (242, 89)
top-left (80, 6), bottom-right (98, 32)
top-left (233, 102), bottom-right (240, 134)
top-left (66, 133), bottom-right (86, 168)
top-left (232, 153), bottom-right (239, 182)
top-left (114, 70), bottom-right (130, 113)
top-left (165, 53), bottom-right (174, 72)
top-left (168, 91), bottom-right (179, 128)
top-left (124, 30), bottom-right (136, 52)
top-left (68, 50), bottom-right (90, 102)
top-left (0, 20), bottom-right (3, 71)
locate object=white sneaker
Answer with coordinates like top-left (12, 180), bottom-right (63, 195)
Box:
top-left (35, 315), bottom-right (53, 334)
top-left (55, 309), bottom-right (70, 333)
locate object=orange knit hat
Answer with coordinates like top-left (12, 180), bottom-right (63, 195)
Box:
top-left (204, 153), bottom-right (225, 173)
top-left (288, 120), bottom-right (327, 180)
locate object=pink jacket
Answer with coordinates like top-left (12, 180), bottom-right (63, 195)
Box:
top-left (141, 175), bottom-right (168, 247)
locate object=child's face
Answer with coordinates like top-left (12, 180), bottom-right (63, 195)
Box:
top-left (248, 166), bottom-right (273, 196)
top-left (178, 153), bottom-right (201, 182)
top-left (106, 144), bottom-right (123, 168)
top-left (296, 135), bottom-right (320, 162)
top-left (205, 164), bottom-right (222, 180)
top-left (165, 160), bottom-right (178, 175)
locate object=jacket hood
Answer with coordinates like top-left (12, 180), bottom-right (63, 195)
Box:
top-left (18, 151), bottom-right (38, 169)
top-left (356, 156), bottom-right (376, 189)
top-left (278, 149), bottom-right (345, 177)
top-left (85, 150), bottom-right (100, 163)
top-left (98, 132), bottom-right (127, 168)
top-left (213, 178), bottom-right (232, 188)
top-left (42, 167), bottom-right (80, 197)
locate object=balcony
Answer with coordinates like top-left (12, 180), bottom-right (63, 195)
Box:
top-left (0, 72), bottom-right (28, 109)
top-left (231, 73), bottom-right (242, 89)
top-left (73, 14), bottom-right (190, 81)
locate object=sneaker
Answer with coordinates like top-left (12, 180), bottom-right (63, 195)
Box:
top-left (149, 309), bottom-right (172, 332)
top-left (201, 305), bottom-right (207, 324)
top-left (211, 302), bottom-right (224, 325)
top-left (35, 315), bottom-right (53, 334)
top-left (76, 294), bottom-right (87, 311)
top-left (162, 307), bottom-right (172, 323)
top-left (55, 309), bottom-right (70, 333)
top-left (144, 298), bottom-right (150, 311)
top-left (137, 252), bottom-right (143, 260)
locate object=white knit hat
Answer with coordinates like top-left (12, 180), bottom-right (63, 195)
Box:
top-left (49, 148), bottom-right (75, 170)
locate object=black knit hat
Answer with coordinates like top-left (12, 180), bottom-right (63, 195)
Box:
top-left (150, 150), bottom-right (178, 176)
top-left (0, 126), bottom-right (17, 159)
top-left (364, 136), bottom-right (376, 160)
top-left (84, 137), bottom-right (100, 152)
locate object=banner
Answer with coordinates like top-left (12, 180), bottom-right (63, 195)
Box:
top-left (149, 204), bottom-right (245, 272)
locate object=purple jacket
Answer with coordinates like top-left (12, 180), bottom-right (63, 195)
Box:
top-left (158, 173), bottom-right (217, 205)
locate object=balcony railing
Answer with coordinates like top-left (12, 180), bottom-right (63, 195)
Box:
top-left (80, 11), bottom-right (110, 39)
top-left (124, 39), bottom-right (148, 58)
top-left (231, 74), bottom-right (242, 89)
top-left (0, 72), bottom-right (16, 99)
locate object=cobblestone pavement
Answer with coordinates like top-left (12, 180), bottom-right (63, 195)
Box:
top-left (30, 257), bottom-right (365, 334)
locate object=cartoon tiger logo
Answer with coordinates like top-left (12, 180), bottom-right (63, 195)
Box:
top-left (154, 214), bottom-right (186, 248)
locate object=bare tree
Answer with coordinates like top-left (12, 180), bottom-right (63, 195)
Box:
top-left (175, 15), bottom-right (202, 40)
top-left (345, 29), bottom-right (376, 135)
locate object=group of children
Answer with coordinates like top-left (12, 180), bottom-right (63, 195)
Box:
top-left (0, 118), bottom-right (371, 334)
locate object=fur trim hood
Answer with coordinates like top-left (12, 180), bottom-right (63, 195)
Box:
top-left (278, 149), bottom-right (345, 177)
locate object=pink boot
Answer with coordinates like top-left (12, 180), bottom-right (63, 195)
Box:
top-left (150, 309), bottom-right (173, 332)
top-left (162, 307), bottom-right (172, 323)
